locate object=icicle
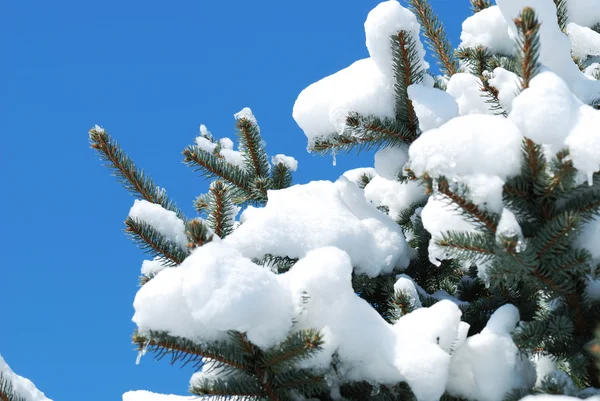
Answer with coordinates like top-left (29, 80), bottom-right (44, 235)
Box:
top-left (135, 340), bottom-right (150, 365)
top-left (332, 149), bottom-right (337, 166)
top-left (588, 171), bottom-right (594, 186)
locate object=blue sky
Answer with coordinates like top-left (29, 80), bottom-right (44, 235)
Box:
top-left (1, 1), bottom-right (469, 399)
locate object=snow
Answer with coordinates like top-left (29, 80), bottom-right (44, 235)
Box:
top-left (219, 147), bottom-right (245, 169)
top-left (225, 177), bottom-right (410, 276)
top-left (585, 276), bottom-right (600, 301)
top-left (133, 241), bottom-right (294, 348)
top-left (496, 0), bottom-right (600, 104)
top-left (129, 200), bottom-right (188, 250)
top-left (520, 395), bottom-right (600, 401)
top-left (364, 175), bottom-right (426, 221)
top-left (141, 257), bottom-right (167, 276)
top-left (343, 167), bottom-right (377, 185)
top-left (564, 105), bottom-right (600, 177)
top-left (374, 145), bottom-right (408, 180)
top-left (293, 58), bottom-right (396, 141)
top-left (408, 114), bottom-right (523, 180)
top-left (271, 154), bottom-right (299, 171)
top-left (0, 355), bottom-right (51, 401)
top-left (446, 305), bottom-right (536, 401)
top-left (532, 354), bottom-right (558, 387)
top-left (407, 84), bottom-right (459, 132)
top-left (420, 195), bottom-right (479, 268)
top-left (293, 1), bottom-right (430, 144)
top-left (459, 6), bottom-right (514, 55)
top-left (123, 391), bottom-right (194, 401)
top-left (393, 276), bottom-right (422, 308)
top-left (364, 0), bottom-right (428, 79)
top-left (446, 73), bottom-right (492, 116)
top-left (195, 135), bottom-right (216, 153)
top-left (565, 0), bottom-right (600, 28)
top-left (488, 67), bottom-right (520, 113)
top-left (567, 23), bottom-right (600, 61)
top-left (233, 107), bottom-right (258, 125)
top-left (576, 215), bottom-right (600, 264)
top-left (496, 208), bottom-right (523, 241)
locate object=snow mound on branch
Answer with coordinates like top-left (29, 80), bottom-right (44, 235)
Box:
top-left (293, 58), bottom-right (396, 141)
top-left (520, 394), bottom-right (600, 401)
top-left (496, 0), bottom-right (600, 104)
top-left (271, 154), bottom-right (298, 171)
top-left (293, 0), bottom-right (430, 143)
top-left (565, 0), bottom-right (600, 28)
top-left (364, 175), bottom-right (426, 221)
top-left (446, 73), bottom-right (493, 116)
top-left (576, 216), bottom-right (600, 262)
top-left (407, 84), bottom-right (459, 132)
top-left (129, 200), bottom-right (188, 250)
top-left (343, 167), bottom-right (377, 185)
top-left (0, 356), bottom-right (52, 401)
top-left (364, 0), bottom-right (428, 78)
top-left (446, 305), bottom-right (536, 401)
top-left (374, 145), bottom-right (409, 180)
top-left (285, 248), bottom-right (464, 401)
top-left (123, 391), bottom-right (195, 401)
top-left (567, 23), bottom-right (600, 61)
top-left (459, 6), bottom-right (514, 55)
top-left (488, 68), bottom-right (520, 113)
top-left (226, 177), bottom-right (410, 276)
top-left (133, 241), bottom-right (295, 348)
top-left (408, 114), bottom-right (523, 179)
top-left (508, 70), bottom-right (600, 178)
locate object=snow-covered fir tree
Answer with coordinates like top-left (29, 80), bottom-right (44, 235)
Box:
top-left (88, 0), bottom-right (600, 401)
top-left (0, 356), bottom-right (51, 401)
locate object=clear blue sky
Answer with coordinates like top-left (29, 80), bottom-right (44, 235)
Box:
top-left (1, 1), bottom-right (469, 399)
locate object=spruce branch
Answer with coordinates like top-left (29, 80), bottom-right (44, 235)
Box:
top-left (205, 181), bottom-right (237, 238)
top-left (532, 211), bottom-right (581, 260)
top-left (125, 217), bottom-right (188, 266)
top-left (270, 163), bottom-right (293, 190)
top-left (553, 0), bottom-right (568, 32)
top-left (391, 30), bottom-right (423, 137)
top-left (191, 375), bottom-right (266, 401)
top-left (435, 178), bottom-right (499, 232)
top-left (89, 127), bottom-right (187, 221)
top-left (456, 46), bottom-right (506, 116)
top-left (0, 374), bottom-right (25, 401)
top-left (309, 113), bottom-right (415, 155)
top-left (133, 330), bottom-right (247, 371)
top-left (236, 117), bottom-right (270, 179)
top-left (436, 231), bottom-right (496, 262)
top-left (263, 330), bottom-right (323, 370)
top-left (183, 145), bottom-right (253, 193)
top-left (406, 0), bottom-right (459, 76)
top-left (556, 173), bottom-right (600, 220)
top-left (514, 7), bottom-right (542, 91)
top-left (186, 218), bottom-right (213, 249)
top-left (470, 0), bottom-right (492, 13)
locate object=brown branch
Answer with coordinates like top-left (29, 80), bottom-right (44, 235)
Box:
top-left (437, 239), bottom-right (495, 256)
top-left (184, 149), bottom-right (251, 193)
top-left (125, 220), bottom-right (185, 265)
top-left (237, 118), bottom-right (263, 177)
top-left (407, 0), bottom-right (458, 76)
top-left (136, 335), bottom-right (246, 370)
top-left (514, 8), bottom-right (541, 90)
top-left (437, 180), bottom-right (498, 232)
top-left (397, 31), bottom-right (418, 133)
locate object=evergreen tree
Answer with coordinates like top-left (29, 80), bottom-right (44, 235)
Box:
top-left (91, 1), bottom-right (600, 401)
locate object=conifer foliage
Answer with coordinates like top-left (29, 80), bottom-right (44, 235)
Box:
top-left (91, 1), bottom-right (600, 401)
